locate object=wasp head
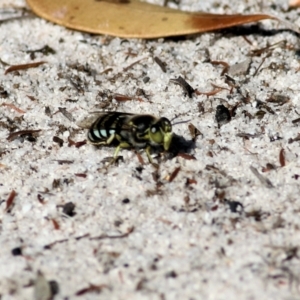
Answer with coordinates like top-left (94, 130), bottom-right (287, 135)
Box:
top-left (149, 117), bottom-right (173, 150)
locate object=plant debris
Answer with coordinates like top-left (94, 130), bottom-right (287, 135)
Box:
top-left (62, 202), bottom-right (76, 217)
top-left (11, 247), bottom-right (22, 256)
top-left (75, 284), bottom-right (108, 296)
top-left (7, 129), bottom-right (41, 142)
top-left (52, 136), bottom-right (64, 147)
top-left (68, 138), bottom-right (87, 148)
top-left (215, 105), bottom-right (231, 127)
top-left (26, 45), bottom-right (56, 59)
top-left (2, 102), bottom-right (26, 114)
top-left (5, 61), bottom-right (46, 75)
top-left (34, 271), bottom-right (52, 300)
top-left (224, 199), bottom-right (244, 213)
top-left (90, 226), bottom-right (134, 240)
top-left (168, 167), bottom-right (181, 182)
top-left (154, 56), bottom-right (167, 73)
top-left (279, 149), bottom-right (285, 167)
top-left (170, 76), bottom-right (195, 98)
top-left (5, 190), bottom-right (17, 212)
top-left (188, 123), bottom-right (202, 142)
top-left (250, 166), bottom-right (274, 188)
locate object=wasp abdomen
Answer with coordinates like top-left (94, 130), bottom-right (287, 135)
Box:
top-left (88, 128), bottom-right (115, 143)
top-left (87, 113), bottom-right (122, 144)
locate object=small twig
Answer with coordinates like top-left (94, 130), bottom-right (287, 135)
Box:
top-left (44, 234), bottom-right (90, 249)
top-left (7, 129), bottom-right (41, 142)
top-left (90, 227), bottom-right (134, 240)
top-left (211, 60), bottom-right (229, 75)
top-left (75, 284), bottom-right (108, 296)
top-left (57, 107), bottom-right (74, 121)
top-left (5, 190), bottom-right (17, 212)
top-left (2, 103), bottom-right (26, 114)
top-left (279, 149), bottom-right (285, 167)
top-left (250, 166), bottom-right (274, 188)
top-left (195, 83), bottom-right (229, 97)
top-left (68, 138), bottom-right (87, 148)
top-left (113, 93), bottom-right (144, 102)
top-left (170, 76), bottom-right (195, 98)
top-left (123, 57), bottom-right (147, 72)
top-left (168, 167), bottom-right (181, 182)
top-left (134, 150), bottom-right (145, 165)
top-left (253, 53), bottom-right (271, 77)
top-left (250, 40), bottom-right (285, 56)
top-left (176, 153), bottom-right (196, 160)
top-left (44, 239), bottom-right (69, 249)
top-left (5, 61), bottom-right (46, 75)
top-left (154, 56), bottom-right (167, 73)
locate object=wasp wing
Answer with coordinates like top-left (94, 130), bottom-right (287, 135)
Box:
top-left (77, 112), bottom-right (107, 129)
top-left (77, 112), bottom-right (135, 130)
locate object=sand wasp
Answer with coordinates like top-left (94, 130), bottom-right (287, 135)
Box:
top-left (78, 112), bottom-right (173, 165)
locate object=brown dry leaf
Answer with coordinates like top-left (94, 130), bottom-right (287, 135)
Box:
top-left (289, 0), bottom-right (300, 7)
top-left (26, 0), bottom-right (275, 38)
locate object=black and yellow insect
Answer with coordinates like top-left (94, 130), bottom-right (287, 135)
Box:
top-left (78, 112), bottom-right (173, 164)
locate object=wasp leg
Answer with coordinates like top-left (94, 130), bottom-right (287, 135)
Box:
top-left (145, 146), bottom-right (159, 169)
top-left (106, 134), bottom-right (116, 145)
top-left (89, 134), bottom-right (126, 166)
top-left (105, 141), bottom-right (131, 166)
top-left (113, 142), bottom-right (130, 157)
top-left (88, 140), bottom-right (107, 146)
top-left (145, 146), bottom-right (153, 164)
top-left (88, 133), bottom-right (116, 146)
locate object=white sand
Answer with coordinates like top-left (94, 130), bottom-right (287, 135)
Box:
top-left (1, 0), bottom-right (300, 299)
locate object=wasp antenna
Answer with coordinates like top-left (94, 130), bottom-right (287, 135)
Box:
top-left (170, 115), bottom-right (180, 123)
top-left (172, 119), bottom-right (191, 126)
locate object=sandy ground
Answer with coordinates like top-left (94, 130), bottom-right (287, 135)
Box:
top-left (1, 0), bottom-right (300, 299)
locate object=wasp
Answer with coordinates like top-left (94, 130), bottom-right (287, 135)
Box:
top-left (78, 112), bottom-right (173, 165)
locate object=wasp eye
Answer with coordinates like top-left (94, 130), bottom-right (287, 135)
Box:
top-left (159, 118), bottom-right (172, 132)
